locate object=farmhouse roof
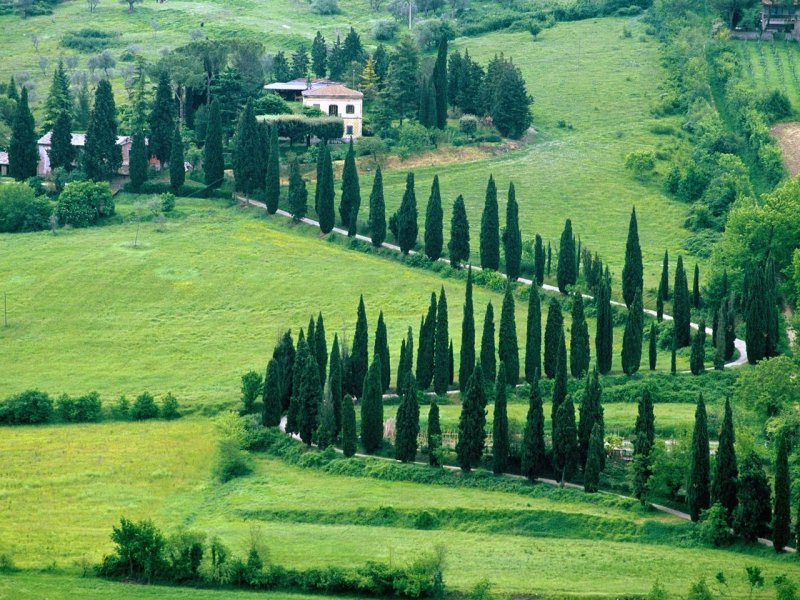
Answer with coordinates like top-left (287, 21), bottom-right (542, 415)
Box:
top-left (0, 151), bottom-right (8, 166)
top-left (264, 78), bottom-right (336, 92)
top-left (38, 132), bottom-right (132, 146)
top-left (302, 84), bottom-right (363, 99)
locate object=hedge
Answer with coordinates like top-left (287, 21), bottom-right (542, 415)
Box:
top-left (260, 115), bottom-right (344, 143)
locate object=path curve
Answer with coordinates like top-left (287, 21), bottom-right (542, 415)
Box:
top-left (236, 194), bottom-right (748, 368)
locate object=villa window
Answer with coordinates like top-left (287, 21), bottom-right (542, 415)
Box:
top-left (345, 104), bottom-right (355, 114)
top-left (328, 105), bottom-right (338, 116)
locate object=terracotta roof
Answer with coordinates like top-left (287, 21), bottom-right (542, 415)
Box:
top-left (302, 84), bottom-right (363, 99)
top-left (0, 151), bottom-right (8, 166)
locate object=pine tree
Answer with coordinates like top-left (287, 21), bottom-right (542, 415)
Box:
top-left (385, 34), bottom-right (420, 124)
top-left (341, 394), bottom-right (357, 457)
top-left (480, 301), bottom-right (496, 384)
top-left (692, 264), bottom-right (701, 309)
top-left (169, 125), bottom-right (185, 192)
top-left (428, 399), bottom-right (442, 466)
top-left (520, 371), bottom-right (547, 481)
top-left (340, 139), bottom-right (361, 233)
top-left (690, 319), bottom-right (706, 375)
top-left (578, 367), bottom-right (604, 469)
top-left (553, 396), bottom-right (578, 485)
top-left (397, 172), bottom-right (418, 254)
top-left (49, 109), bottom-right (75, 172)
top-left (317, 144), bottom-right (336, 233)
top-left (773, 430), bottom-right (791, 552)
top-left (287, 158), bottom-right (307, 220)
top-left (232, 100), bottom-right (262, 197)
top-left (83, 80), bottom-right (121, 181)
top-left (491, 63), bottom-right (532, 138)
top-left (459, 269), bottom-right (476, 391)
top-left (498, 285), bottom-right (519, 385)
top-left (360, 57), bottom-right (380, 103)
top-left (290, 44), bottom-right (309, 80)
top-left (595, 273), bottom-right (614, 375)
top-left (129, 128), bottom-right (148, 192)
top-left (711, 397), bottom-right (737, 519)
top-left (262, 358), bottom-right (282, 427)
top-left (552, 331), bottom-right (568, 436)
top-left (351, 295), bottom-right (369, 398)
top-left (543, 298), bottom-right (563, 379)
top-left (317, 378), bottom-right (337, 450)
top-left (456, 364), bottom-right (487, 471)
top-left (570, 293), bottom-right (590, 378)
top-left (360, 356), bottom-right (384, 453)
top-left (433, 35), bottom-right (448, 130)
top-left (584, 423), bottom-right (604, 493)
top-left (368, 166), bottom-right (386, 247)
top-left (660, 250), bottom-right (670, 300)
top-left (265, 124), bottom-right (281, 213)
top-left (329, 334), bottom-right (343, 435)
top-left (311, 31), bottom-right (327, 77)
top-left (374, 311), bottom-right (391, 393)
top-left (503, 182), bottom-right (522, 280)
top-left (648, 323), bottom-right (657, 371)
top-left (621, 289), bottom-right (644, 375)
top-left (149, 70), bottom-right (175, 166)
top-left (621, 208), bottom-right (643, 308)
top-left (433, 288), bottom-right (450, 395)
top-left (525, 288), bottom-right (542, 384)
top-left (733, 452), bottom-right (772, 541)
top-left (417, 293), bottom-right (437, 390)
top-left (75, 80), bottom-right (90, 130)
top-left (315, 313), bottom-right (328, 386)
top-left (480, 175), bottom-right (500, 270)
top-left (395, 375), bottom-right (420, 462)
top-left (533, 234), bottom-right (545, 286)
top-left (688, 394), bottom-right (710, 522)
top-left (424, 175), bottom-right (444, 261)
top-left (556, 219), bottom-right (577, 293)
top-left (714, 304), bottom-right (727, 371)
top-left (492, 363), bottom-right (510, 474)
top-left (673, 256), bottom-right (691, 348)
top-left (448, 195), bottom-right (470, 268)
top-left (632, 389), bottom-right (655, 503)
top-left (43, 60), bottom-right (72, 134)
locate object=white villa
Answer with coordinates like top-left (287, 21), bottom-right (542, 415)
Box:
top-left (37, 131), bottom-right (132, 176)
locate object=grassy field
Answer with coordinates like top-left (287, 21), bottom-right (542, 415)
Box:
top-left (735, 40), bottom-right (800, 111)
top-left (2, 418), bottom-right (799, 598)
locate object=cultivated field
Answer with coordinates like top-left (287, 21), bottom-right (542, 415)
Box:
top-left (735, 40), bottom-right (800, 111)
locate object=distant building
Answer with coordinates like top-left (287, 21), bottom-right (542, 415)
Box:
top-left (264, 78), bottom-right (335, 101)
top-left (0, 151), bottom-right (8, 177)
top-left (37, 132), bottom-right (132, 176)
top-left (761, 0), bottom-right (800, 38)
top-left (301, 84), bottom-right (363, 140)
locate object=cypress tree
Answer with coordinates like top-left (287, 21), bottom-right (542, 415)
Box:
top-left (734, 452), bottom-right (772, 541)
top-left (315, 313), bottom-right (328, 386)
top-left (546, 241), bottom-right (552, 277)
top-left (578, 367), bottom-right (603, 469)
top-left (745, 264), bottom-right (767, 364)
top-left (360, 356), bottom-right (384, 453)
top-left (298, 353), bottom-right (322, 446)
top-left (660, 250), bottom-right (670, 300)
top-left (449, 340), bottom-right (454, 385)
top-left (692, 264), bottom-right (701, 308)
top-left (724, 292), bottom-right (736, 361)
top-left (520, 371), bottom-right (547, 481)
top-left (374, 311), bottom-right (390, 393)
top-left (503, 182), bottom-right (522, 280)
top-left (397, 172), bottom-right (418, 254)
top-left (433, 288), bottom-right (450, 395)
top-left (317, 378), bottom-right (337, 450)
top-left (317, 144), bottom-right (335, 233)
top-left (712, 397), bottom-right (737, 519)
top-left (673, 256), bottom-right (691, 348)
top-left (648, 323), bottom-right (658, 371)
top-left (632, 389), bottom-right (655, 503)
top-left (714, 304), bottom-right (727, 371)
top-left (433, 35), bottom-right (448, 130)
top-left (262, 358), bottom-right (283, 427)
top-left (428, 399), bottom-right (442, 466)
top-left (232, 100), bottom-right (262, 197)
top-left (368, 166), bottom-right (386, 247)
top-left (417, 293), bottom-right (437, 390)
top-left (329, 334), bottom-right (343, 435)
top-left (773, 430), bottom-right (791, 552)
top-left (552, 331), bottom-right (568, 435)
top-left (169, 125), bottom-right (185, 193)
top-left (149, 70), bottom-right (175, 166)
top-left (492, 363), bottom-right (510, 474)
top-left (670, 330), bottom-right (677, 374)
top-left (557, 218), bottom-right (577, 293)
top-left (448, 194), bottom-right (470, 268)
top-left (533, 234), bottom-right (545, 286)
top-left (129, 128), bottom-right (148, 192)
top-left (553, 396), bottom-right (578, 485)
top-left (765, 255), bottom-right (780, 358)
top-left (688, 394), bottom-right (710, 522)
top-left (398, 327), bottom-right (414, 395)
top-left (43, 60), bottom-right (72, 133)
top-left (459, 269), bottom-right (476, 391)
top-left (498, 285), bottom-right (519, 385)
top-left (621, 207), bottom-right (643, 308)
top-left (49, 109), bottom-right (75, 172)
top-left (455, 364), bottom-right (487, 471)
top-left (621, 289), bottom-right (644, 375)
top-left (584, 423), bottom-right (604, 493)
top-left (340, 139), bottom-right (361, 233)
top-left (595, 274), bottom-right (613, 375)
top-left (288, 157), bottom-right (308, 220)
top-left (480, 175), bottom-right (500, 270)
top-left (287, 335), bottom-right (308, 436)
top-left (341, 395), bottom-right (357, 457)
top-left (656, 291), bottom-right (664, 322)
top-left (312, 31), bottom-right (328, 77)
top-left (570, 293), bottom-right (590, 378)
top-left (265, 124), bottom-right (281, 213)
top-left (424, 175), bottom-right (444, 261)
top-left (8, 86), bottom-right (39, 181)
top-left (480, 301), bottom-right (496, 383)
top-left (273, 330), bottom-right (296, 411)
top-left (395, 374), bottom-right (420, 462)
top-left (543, 298), bottom-right (563, 379)
top-left (203, 101), bottom-right (225, 189)
top-left (690, 319), bottom-right (706, 375)
top-left (351, 295), bottom-right (369, 398)
top-left (525, 288), bottom-right (542, 383)
top-left (83, 80), bottom-right (121, 181)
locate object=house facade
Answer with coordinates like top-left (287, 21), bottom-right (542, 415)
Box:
top-left (301, 84), bottom-right (363, 140)
top-left (761, 0), bottom-right (800, 38)
top-left (37, 132), bottom-right (132, 176)
top-left (0, 152), bottom-right (8, 177)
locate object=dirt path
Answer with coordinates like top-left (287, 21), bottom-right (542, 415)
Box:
top-left (772, 122), bottom-right (800, 176)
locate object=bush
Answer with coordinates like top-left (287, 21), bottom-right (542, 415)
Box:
top-left (161, 393), bottom-right (181, 420)
top-left (114, 395), bottom-right (130, 420)
top-left (160, 192), bottom-right (176, 213)
top-left (213, 412), bottom-right (253, 482)
top-left (0, 390), bottom-right (53, 424)
top-left (254, 93), bottom-right (292, 116)
top-left (311, 0), bottom-right (340, 14)
top-left (697, 503), bottom-right (733, 546)
top-left (56, 180), bottom-right (114, 228)
top-left (262, 115), bottom-right (344, 143)
top-left (759, 90), bottom-right (793, 121)
top-left (373, 19), bottom-right (398, 40)
top-left (61, 28), bottom-right (118, 53)
top-left (397, 122), bottom-right (433, 155)
top-left (624, 150), bottom-right (656, 179)
top-left (98, 518), bottom-right (167, 583)
top-left (458, 115), bottom-right (479, 136)
top-left (131, 392), bottom-right (159, 420)
top-left (57, 391), bottom-right (102, 423)
top-left (0, 182), bottom-right (52, 233)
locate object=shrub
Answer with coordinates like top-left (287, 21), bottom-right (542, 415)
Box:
top-left (57, 391), bottom-right (102, 423)
top-left (114, 395), bottom-right (130, 420)
top-left (458, 115), bottom-right (479, 136)
top-left (253, 93), bottom-right (292, 116)
top-left (624, 150), bottom-right (656, 179)
top-left (413, 510), bottom-right (438, 530)
top-left (759, 90), bottom-right (793, 121)
top-left (0, 182), bottom-right (52, 233)
top-left (160, 192), bottom-right (176, 213)
top-left (311, 0), bottom-right (340, 14)
top-left (262, 115), bottom-right (344, 142)
top-left (697, 503), bottom-right (732, 546)
top-left (161, 393), bottom-right (181, 420)
top-left (61, 28), bottom-right (118, 53)
top-left (213, 412), bottom-right (253, 482)
top-left (373, 19), bottom-right (399, 40)
top-left (56, 181), bottom-right (114, 227)
top-left (98, 518), bottom-right (167, 583)
top-left (397, 122), bottom-right (433, 155)
top-left (131, 392), bottom-right (159, 420)
top-left (0, 390), bottom-right (53, 424)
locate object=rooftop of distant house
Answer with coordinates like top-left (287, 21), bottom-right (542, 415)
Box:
top-left (264, 78), bottom-right (362, 99)
top-left (37, 132), bottom-right (132, 146)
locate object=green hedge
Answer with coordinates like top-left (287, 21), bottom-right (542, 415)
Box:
top-left (260, 115), bottom-right (344, 143)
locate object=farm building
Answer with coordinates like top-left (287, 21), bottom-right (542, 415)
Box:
top-left (0, 151), bottom-right (8, 177)
top-left (37, 132), bottom-right (132, 177)
top-left (761, 0), bottom-right (800, 38)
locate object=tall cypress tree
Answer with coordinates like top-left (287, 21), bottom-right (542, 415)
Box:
top-left (417, 293), bottom-right (437, 390)
top-left (203, 101), bottom-right (225, 189)
top-left (765, 255), bottom-right (780, 358)
top-left (546, 241), bottom-right (552, 277)
top-left (394, 375), bottom-right (420, 462)
top-left (493, 363), bottom-right (510, 474)
top-left (543, 297), bottom-right (563, 379)
top-left (533, 234), bottom-right (545, 286)
top-left (129, 128), bottom-right (148, 192)
top-left (570, 293), bottom-right (590, 378)
top-left (368, 166), bottom-right (386, 247)
top-left (169, 124), bottom-right (185, 193)
top-left (648, 323), bottom-right (658, 371)
top-left (712, 397), bottom-right (737, 520)
top-left (397, 172), bottom-right (418, 254)
top-left (734, 452), bottom-right (772, 541)
top-left (317, 378), bottom-right (337, 450)
top-left (520, 371), bottom-right (547, 481)
top-left (232, 100), bottom-right (263, 197)
top-left (43, 60), bottom-right (72, 134)
top-left (265, 124), bottom-right (281, 213)
top-left (690, 319), bottom-right (706, 375)
top-left (433, 288), bottom-right (450, 395)
top-left (433, 35), bottom-right (448, 130)
top-left (621, 289), bottom-right (644, 375)
top-left (374, 311), bottom-right (391, 392)
top-left (557, 218), bottom-right (577, 293)
top-left (673, 256), bottom-right (691, 348)
top-left (298, 350), bottom-right (322, 446)
top-left (660, 250), bottom-right (670, 300)
top-left (315, 313), bottom-right (328, 387)
top-left (262, 358), bottom-right (282, 427)
top-left (584, 423), bottom-right (605, 493)
top-left (9, 87), bottom-right (38, 180)
top-left (340, 139), bottom-right (361, 233)
top-left (632, 389), bottom-right (655, 503)
top-left (398, 327), bottom-right (414, 395)
top-left (595, 272), bottom-right (614, 375)
top-left (455, 364), bottom-right (487, 471)
top-left (341, 394), bottom-right (357, 456)
top-left (480, 301), bottom-right (496, 383)
top-left (459, 269), bottom-right (476, 391)
top-left (424, 175), bottom-right (444, 261)
top-left (525, 288), bottom-right (542, 383)
top-left (498, 285), bottom-right (519, 385)
top-left (428, 399), bottom-right (442, 466)
top-left (351, 295), bottom-right (369, 398)
top-left (50, 109), bottom-right (75, 172)
top-left (503, 182), bottom-right (522, 280)
top-left (149, 70), bottom-right (175, 166)
top-left (312, 31), bottom-right (328, 77)
top-left (273, 330), bottom-right (296, 411)
top-left (480, 175), bottom-right (500, 270)
top-left (552, 331), bottom-right (568, 436)
top-left (692, 264), bottom-right (701, 308)
top-left (449, 339), bottom-right (454, 385)
top-left (578, 367), bottom-right (604, 469)
top-left (360, 356), bottom-right (384, 453)
top-left (621, 207), bottom-right (643, 308)
top-left (688, 394), bottom-right (710, 522)
top-left (773, 430), bottom-right (791, 552)
top-left (307, 318), bottom-right (317, 373)
top-left (287, 157), bottom-right (307, 220)
top-left (315, 144), bottom-right (331, 230)
top-left (448, 195), bottom-right (470, 268)
top-left (287, 335), bottom-right (308, 436)
top-left (83, 80), bottom-right (121, 181)
top-left (329, 334), bottom-right (343, 435)
top-left (553, 396), bottom-right (578, 485)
